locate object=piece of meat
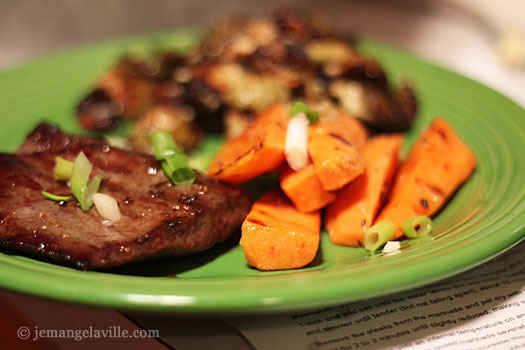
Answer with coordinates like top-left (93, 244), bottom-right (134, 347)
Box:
top-left (0, 123), bottom-right (251, 270)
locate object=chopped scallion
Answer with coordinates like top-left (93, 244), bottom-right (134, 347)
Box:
top-left (382, 240), bottom-right (401, 254)
top-left (289, 100), bottom-right (320, 124)
top-left (151, 131), bottom-right (195, 185)
top-left (70, 152), bottom-right (96, 211)
top-left (285, 113), bottom-right (309, 171)
top-left (104, 135), bottom-right (128, 149)
top-left (402, 216), bottom-right (433, 238)
top-left (151, 131), bottom-right (177, 160)
top-left (92, 193), bottom-right (122, 222)
top-left (42, 191), bottom-right (71, 202)
top-left (364, 220), bottom-right (395, 252)
top-left (80, 175), bottom-right (104, 211)
top-left (54, 157), bottom-right (74, 181)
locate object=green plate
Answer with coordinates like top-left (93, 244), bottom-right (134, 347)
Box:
top-left (0, 33), bottom-right (523, 313)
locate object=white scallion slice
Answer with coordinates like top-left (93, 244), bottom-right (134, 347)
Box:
top-left (382, 240), bottom-right (401, 254)
top-left (92, 193), bottom-right (122, 222)
top-left (285, 112), bottom-right (309, 171)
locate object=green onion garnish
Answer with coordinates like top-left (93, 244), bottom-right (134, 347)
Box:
top-left (47, 152), bottom-right (106, 211)
top-left (151, 131), bottom-right (195, 185)
top-left (70, 151), bottom-right (96, 211)
top-left (402, 216), bottom-right (433, 238)
top-left (289, 100), bottom-right (320, 124)
top-left (54, 157), bottom-right (74, 181)
top-left (42, 191), bottom-right (71, 202)
top-left (81, 175), bottom-right (104, 211)
top-left (364, 220), bottom-right (395, 252)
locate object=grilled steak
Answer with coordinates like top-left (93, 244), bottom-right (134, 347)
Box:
top-left (0, 123), bottom-right (251, 270)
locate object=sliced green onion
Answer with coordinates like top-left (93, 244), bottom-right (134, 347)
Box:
top-left (70, 151), bottom-right (98, 211)
top-left (161, 156), bottom-right (196, 185)
top-left (79, 175), bottom-right (104, 211)
top-left (364, 220), bottom-right (395, 252)
top-left (54, 157), bottom-right (74, 181)
top-left (289, 100), bottom-right (320, 124)
top-left (151, 131), bottom-right (195, 185)
top-left (151, 131), bottom-right (178, 160)
top-left (52, 151), bottom-right (106, 212)
top-left (42, 191), bottom-right (71, 202)
top-left (402, 216), bottom-right (433, 238)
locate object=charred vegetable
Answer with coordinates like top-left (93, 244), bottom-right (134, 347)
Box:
top-left (129, 103), bottom-right (202, 154)
top-left (76, 9), bottom-right (419, 157)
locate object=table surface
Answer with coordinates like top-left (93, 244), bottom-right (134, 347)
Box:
top-left (1, 1), bottom-right (523, 349)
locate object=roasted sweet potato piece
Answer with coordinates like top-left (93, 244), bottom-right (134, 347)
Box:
top-left (280, 163), bottom-right (336, 212)
top-left (376, 118), bottom-right (477, 238)
top-left (325, 134), bottom-right (403, 246)
top-left (310, 112), bottom-right (369, 148)
top-left (240, 190), bottom-right (321, 270)
top-left (308, 130), bottom-right (364, 191)
top-left (208, 104), bottom-right (287, 183)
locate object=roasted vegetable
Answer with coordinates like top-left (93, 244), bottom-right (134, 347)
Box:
top-left (76, 57), bottom-right (157, 132)
top-left (77, 89), bottom-right (123, 132)
top-left (224, 109), bottom-right (257, 139)
top-left (308, 126), bottom-right (364, 191)
top-left (129, 103), bottom-right (202, 154)
top-left (376, 118), bottom-right (477, 238)
top-left (76, 10), bottom-right (419, 142)
top-left (240, 190), bottom-right (321, 270)
top-left (208, 104), bottom-right (287, 183)
top-left (325, 134), bottom-right (403, 246)
top-left (280, 163), bottom-right (335, 212)
top-left (310, 110), bottom-right (369, 147)
top-left (330, 80), bottom-right (417, 131)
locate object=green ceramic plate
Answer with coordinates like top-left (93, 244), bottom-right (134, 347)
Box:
top-left (0, 33), bottom-right (523, 313)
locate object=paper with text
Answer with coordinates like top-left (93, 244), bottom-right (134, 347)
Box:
top-left (227, 242), bottom-right (525, 350)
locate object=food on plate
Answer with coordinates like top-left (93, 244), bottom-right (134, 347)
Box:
top-left (77, 57), bottom-right (156, 132)
top-left (309, 109), bottom-right (369, 148)
top-left (402, 215), bottom-right (433, 238)
top-left (363, 221), bottom-right (395, 252)
top-left (0, 124), bottom-right (251, 269)
top-left (207, 104), bottom-right (287, 182)
top-left (129, 102), bottom-right (203, 154)
top-left (240, 190), bottom-right (321, 270)
top-left (376, 118), bottom-right (477, 239)
top-left (215, 102), bottom-right (476, 267)
top-left (2, 10), bottom-right (477, 272)
top-left (325, 134), bottom-right (403, 246)
top-left (76, 9), bottom-right (418, 156)
top-left (308, 125), bottom-right (364, 191)
top-left (280, 163), bottom-right (336, 212)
